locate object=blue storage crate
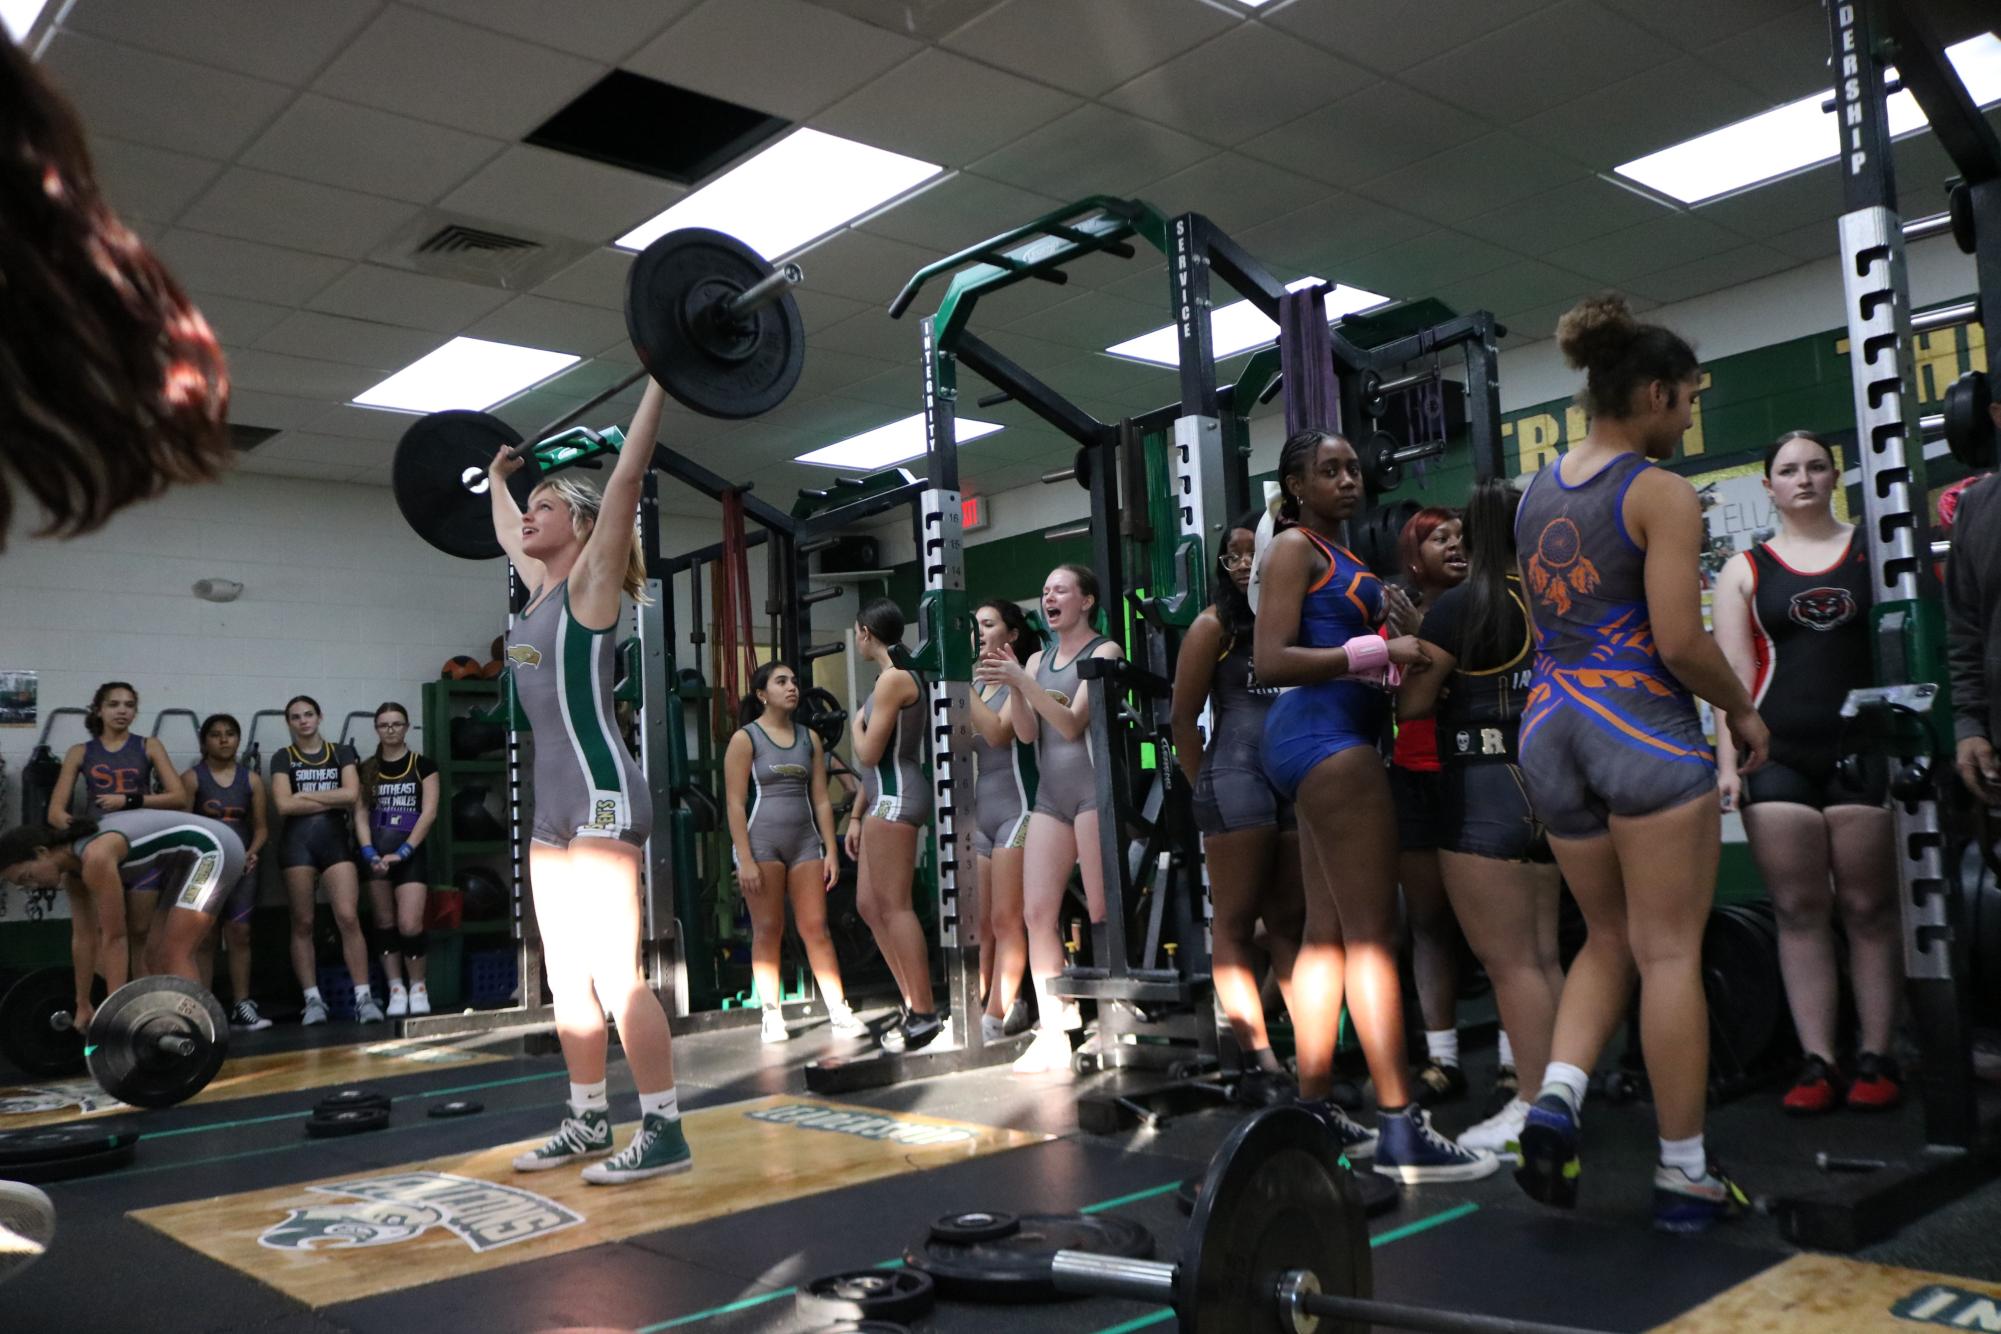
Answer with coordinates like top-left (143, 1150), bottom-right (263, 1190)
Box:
top-left (466, 949), bottom-right (519, 1007)
top-left (314, 963), bottom-right (387, 1020)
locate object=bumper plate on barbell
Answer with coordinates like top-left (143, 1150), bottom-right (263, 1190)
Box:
top-left (0, 967), bottom-right (85, 1078)
top-left (627, 228), bottom-right (805, 420)
top-left (392, 410), bottom-right (534, 561)
top-left (85, 976), bottom-right (229, 1110)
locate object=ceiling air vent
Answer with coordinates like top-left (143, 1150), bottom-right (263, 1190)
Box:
top-left (229, 424), bottom-right (281, 452)
top-left (374, 211), bottom-right (588, 291)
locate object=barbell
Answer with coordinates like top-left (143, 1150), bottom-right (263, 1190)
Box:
top-left (1050, 1105), bottom-right (1615, 1334)
top-left (0, 970), bottom-right (227, 1109)
top-left (394, 226), bottom-right (806, 561)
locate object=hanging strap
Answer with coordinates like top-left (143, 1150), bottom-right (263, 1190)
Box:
top-left (1280, 283), bottom-right (1340, 438)
top-left (716, 489), bottom-right (760, 725)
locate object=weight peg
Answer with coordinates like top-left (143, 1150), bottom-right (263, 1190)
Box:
top-left (1050, 1106), bottom-right (1616, 1334)
top-left (1364, 430), bottom-right (1403, 494)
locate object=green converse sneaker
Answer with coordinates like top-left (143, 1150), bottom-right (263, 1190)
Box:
top-left (511, 1107), bottom-right (613, 1172)
top-left (581, 1113), bottom-right (692, 1185)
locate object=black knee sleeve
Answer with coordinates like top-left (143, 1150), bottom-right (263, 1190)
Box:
top-left (399, 929), bottom-right (428, 960)
top-left (371, 925), bottom-right (399, 959)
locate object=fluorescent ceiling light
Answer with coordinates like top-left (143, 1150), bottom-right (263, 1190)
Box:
top-left (1615, 33), bottom-right (2001, 205)
top-left (797, 413), bottom-right (1002, 470)
top-left (617, 128), bottom-right (942, 260)
top-left (1, 0), bottom-right (52, 41)
top-left (353, 337), bottom-right (578, 414)
top-left (1104, 276), bottom-right (1392, 368)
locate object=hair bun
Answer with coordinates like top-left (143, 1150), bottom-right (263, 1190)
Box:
top-left (1556, 293), bottom-right (1638, 373)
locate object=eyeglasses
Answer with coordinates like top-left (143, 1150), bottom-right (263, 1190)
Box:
top-left (1219, 554), bottom-right (1255, 571)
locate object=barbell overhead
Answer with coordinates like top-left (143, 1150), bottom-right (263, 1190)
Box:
top-left (1051, 1106), bottom-right (1617, 1334)
top-left (626, 227), bottom-right (806, 420)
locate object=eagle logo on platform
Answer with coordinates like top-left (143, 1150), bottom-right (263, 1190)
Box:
top-left (1790, 585), bottom-right (1857, 631)
top-left (506, 644), bottom-right (543, 668)
top-left (258, 1172), bottom-right (582, 1253)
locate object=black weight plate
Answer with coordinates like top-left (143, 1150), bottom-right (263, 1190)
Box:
top-left (1356, 1165), bottom-right (1400, 1217)
top-left (0, 1126), bottom-right (136, 1168)
top-left (795, 1267), bottom-right (934, 1323)
top-left (428, 1099), bottom-right (484, 1119)
top-left (391, 410), bottom-right (533, 561)
top-left (627, 228), bottom-right (804, 420)
top-left (1944, 371), bottom-right (1996, 470)
top-left (906, 1212), bottom-right (1153, 1303)
top-left (86, 976), bottom-right (229, 1110)
top-left (0, 1138), bottom-right (136, 1184)
top-left (0, 967), bottom-right (84, 1078)
top-left (1704, 905), bottom-right (1783, 1067)
top-left (930, 1209), bottom-right (1020, 1244)
top-left (1181, 1105), bottom-right (1370, 1334)
top-left (1975, 878), bottom-right (2001, 1016)
top-left (306, 1107), bottom-right (390, 1138)
top-left (1175, 1173), bottom-right (1199, 1215)
top-left (816, 1325), bottom-right (909, 1334)
top-left (1949, 181), bottom-right (1977, 255)
top-left (316, 1088), bottom-right (390, 1115)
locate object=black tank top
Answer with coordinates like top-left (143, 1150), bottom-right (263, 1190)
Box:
top-left (1204, 632), bottom-right (1278, 769)
top-left (1747, 534), bottom-right (1873, 748)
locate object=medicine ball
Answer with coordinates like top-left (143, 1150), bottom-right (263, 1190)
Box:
top-left (451, 786), bottom-right (505, 841)
top-left (450, 716), bottom-right (507, 760)
top-left (441, 655), bottom-right (481, 680)
top-left (456, 867), bottom-right (508, 921)
top-left (478, 659), bottom-right (504, 679)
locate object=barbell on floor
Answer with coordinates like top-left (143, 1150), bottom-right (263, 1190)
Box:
top-left (0, 973), bottom-right (228, 1109)
top-left (1050, 1105), bottom-right (1615, 1334)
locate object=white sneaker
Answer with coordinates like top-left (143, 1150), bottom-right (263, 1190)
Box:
top-left (0, 1180), bottom-right (56, 1286)
top-left (385, 985), bottom-right (408, 1018)
top-left (826, 1003), bottom-right (867, 1039)
top-left (300, 995), bottom-right (329, 1026)
top-left (1056, 1000), bottom-right (1084, 1032)
top-left (1011, 1027), bottom-right (1073, 1075)
top-left (407, 982), bottom-right (431, 1016)
top-left (981, 1014), bottom-right (1005, 1043)
top-left (1457, 1098), bottom-right (1530, 1161)
top-left (355, 993), bottom-right (386, 1024)
top-left (760, 1009), bottom-right (789, 1044)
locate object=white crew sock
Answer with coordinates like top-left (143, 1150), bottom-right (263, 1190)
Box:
top-left (1425, 1029), bottom-right (1460, 1067)
top-left (1497, 1030), bottom-right (1515, 1070)
top-left (302, 986), bottom-right (323, 1003)
top-left (1659, 1134), bottom-right (1707, 1177)
top-left (638, 1087), bottom-right (679, 1121)
top-left (1538, 1062), bottom-right (1591, 1116)
top-left (569, 1080), bottom-right (609, 1113)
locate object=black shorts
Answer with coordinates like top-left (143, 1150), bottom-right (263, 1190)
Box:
top-left (1389, 765), bottom-right (1444, 853)
top-left (280, 816), bottom-right (353, 872)
top-left (359, 841), bottom-right (432, 886)
top-left (1743, 746), bottom-right (1886, 810)
top-left (1193, 761), bottom-right (1295, 836)
top-left (1441, 760), bottom-right (1552, 863)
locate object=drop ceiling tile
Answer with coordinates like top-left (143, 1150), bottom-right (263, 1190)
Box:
top-left (1429, 260), bottom-right (1597, 319)
top-left (943, 0), bottom-right (1235, 99)
top-left (790, 286), bottom-right (874, 333)
top-left (1337, 231), bottom-right (1516, 300)
top-left (810, 0), bottom-right (1007, 40)
top-left (628, 0), bottom-right (919, 120)
top-left (89, 137), bottom-right (224, 224)
top-left (1406, 1), bottom-right (1659, 124)
top-left (1765, 218), bottom-right (1841, 263)
top-left (1103, 24), bottom-right (1373, 148)
top-left (1698, 6), bottom-right (1844, 102)
top-left (41, 30), bottom-right (292, 159)
top-left (226, 349), bottom-right (381, 401)
top-left (795, 349), bottom-right (908, 397)
top-left (997, 292), bottom-right (1161, 352)
top-left (1690, 167), bottom-right (1840, 239)
top-left (1602, 0), bottom-right (1817, 48)
top-left (314, 7), bottom-right (607, 139)
top-left (254, 312), bottom-right (443, 370)
top-left (1278, 194), bottom-right (1433, 274)
top-left (822, 307), bottom-right (927, 363)
top-left (1359, 132), bottom-right (1585, 222)
top-left (812, 49), bottom-right (1079, 166)
top-left (857, 173), bottom-right (1066, 253)
top-left (977, 327), bottom-right (1089, 374)
top-left (540, 358), bottom-right (648, 402)
top-left (1516, 58), bottom-right (1771, 172)
top-left (258, 432), bottom-right (397, 469)
top-left (1045, 352), bottom-right (1175, 399)
top-left (1137, 157), bottom-right (1330, 239)
top-left (1463, 176), bottom-right (1671, 255)
top-left (181, 168), bottom-right (420, 261)
top-left (1625, 243), bottom-right (1800, 306)
top-left (308, 264), bottom-right (513, 334)
top-left (62, 0), bottom-right (379, 83)
top-left (440, 145), bottom-right (682, 247)
top-left (760, 394), bottom-right (901, 441)
top-left (241, 96), bottom-right (505, 207)
top-left (971, 104), bottom-right (1213, 200)
top-left (827, 362), bottom-right (926, 406)
top-left (1263, 0), bottom-right (1556, 74)
top-left (1242, 82), bottom-right (1488, 189)
top-left (190, 293), bottom-right (294, 348)
top-left (531, 249), bottom-right (636, 311)
top-left (157, 231), bottom-right (350, 306)
top-left (228, 390), bottom-right (338, 432)
top-left (401, 0), bottom-right (697, 61)
top-left (467, 296), bottom-right (630, 356)
top-left (236, 456), bottom-right (365, 482)
top-left (1544, 213), bottom-right (1745, 284)
top-left (310, 404), bottom-right (424, 442)
top-left (790, 229), bottom-right (941, 304)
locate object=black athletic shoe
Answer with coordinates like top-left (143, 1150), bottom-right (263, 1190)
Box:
top-left (1414, 1059), bottom-right (1468, 1106)
top-left (1232, 1068), bottom-right (1298, 1107)
top-left (880, 1010), bottom-right (943, 1054)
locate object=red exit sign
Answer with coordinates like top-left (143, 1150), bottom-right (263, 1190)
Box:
top-left (961, 495), bottom-right (989, 532)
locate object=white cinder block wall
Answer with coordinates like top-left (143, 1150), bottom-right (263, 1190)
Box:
top-left (0, 471), bottom-right (858, 794)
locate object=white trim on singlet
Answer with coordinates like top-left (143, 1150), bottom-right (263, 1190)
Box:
top-left (554, 602), bottom-right (632, 840)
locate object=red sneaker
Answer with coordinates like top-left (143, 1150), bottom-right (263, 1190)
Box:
top-left (1846, 1052), bottom-right (1903, 1112)
top-left (1781, 1055), bottom-right (1843, 1116)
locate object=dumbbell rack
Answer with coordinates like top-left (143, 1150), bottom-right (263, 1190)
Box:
top-left (1766, 0), bottom-right (2001, 1251)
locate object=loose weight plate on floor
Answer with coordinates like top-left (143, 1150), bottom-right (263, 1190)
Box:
top-left (906, 1213), bottom-right (1153, 1302)
top-left (795, 1268), bottom-right (934, 1323)
top-left (0, 1128), bottom-right (139, 1183)
top-left (1704, 903), bottom-right (1785, 1068)
top-left (316, 1088), bottom-right (390, 1115)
